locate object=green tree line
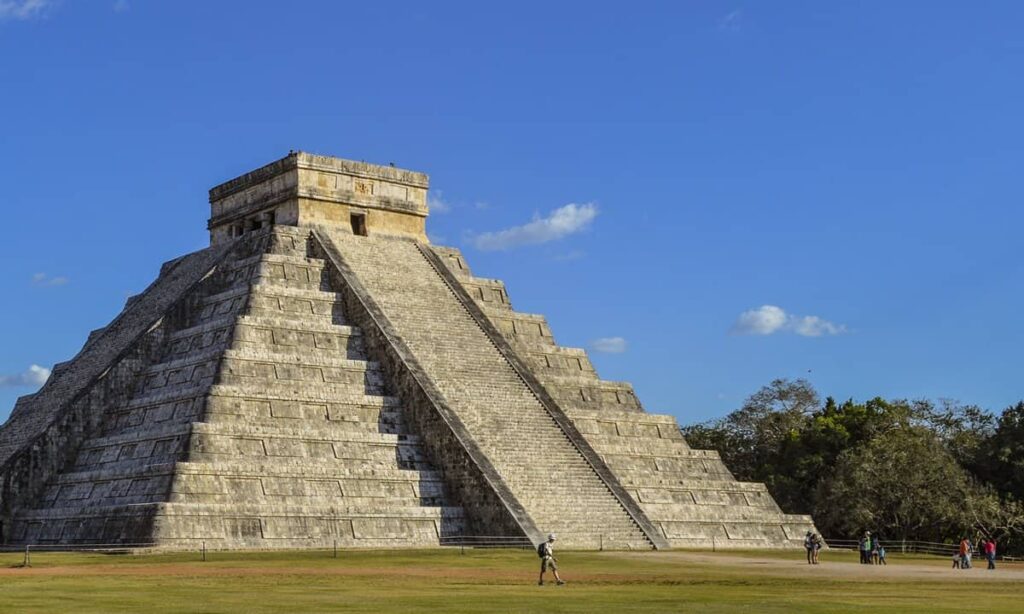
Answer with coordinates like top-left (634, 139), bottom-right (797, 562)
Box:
top-left (682, 379), bottom-right (1024, 552)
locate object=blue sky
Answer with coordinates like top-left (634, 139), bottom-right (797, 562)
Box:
top-left (1, 1), bottom-right (1022, 425)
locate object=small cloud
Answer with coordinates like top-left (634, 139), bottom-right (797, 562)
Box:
top-left (591, 337), bottom-right (627, 354)
top-left (32, 272), bottom-right (68, 287)
top-left (113, 0), bottom-right (129, 12)
top-left (428, 190), bottom-right (452, 214)
top-left (0, 0), bottom-right (52, 21)
top-left (791, 315), bottom-right (846, 337)
top-left (718, 9), bottom-right (742, 31)
top-left (731, 305), bottom-right (846, 337)
top-left (0, 364), bottom-right (51, 388)
top-left (474, 201), bottom-right (491, 211)
top-left (732, 305), bottom-right (788, 335)
top-left (470, 202), bottom-right (598, 251)
top-left (427, 232), bottom-right (447, 244)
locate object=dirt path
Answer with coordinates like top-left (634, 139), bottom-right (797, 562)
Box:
top-left (609, 551), bottom-right (1024, 582)
top-left (3, 551), bottom-right (1023, 584)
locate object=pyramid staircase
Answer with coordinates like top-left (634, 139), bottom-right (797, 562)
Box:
top-left (430, 246), bottom-right (816, 548)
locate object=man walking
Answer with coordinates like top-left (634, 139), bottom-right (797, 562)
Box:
top-left (984, 539), bottom-right (996, 570)
top-left (538, 533), bottom-right (566, 586)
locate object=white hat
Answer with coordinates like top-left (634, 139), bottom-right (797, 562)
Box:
top-left (548, 533), bottom-right (557, 541)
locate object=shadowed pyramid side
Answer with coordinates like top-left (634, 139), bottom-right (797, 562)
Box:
top-left (5, 227), bottom-right (464, 548)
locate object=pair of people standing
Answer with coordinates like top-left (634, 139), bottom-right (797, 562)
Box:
top-left (804, 531), bottom-right (822, 564)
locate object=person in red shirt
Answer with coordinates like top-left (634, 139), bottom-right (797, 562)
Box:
top-left (984, 539), bottom-right (997, 570)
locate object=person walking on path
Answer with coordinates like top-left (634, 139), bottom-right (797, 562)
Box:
top-left (812, 533), bottom-right (822, 565)
top-left (984, 539), bottom-right (996, 570)
top-left (537, 534), bottom-right (565, 586)
top-left (804, 531), bottom-right (815, 565)
top-left (871, 534), bottom-right (881, 565)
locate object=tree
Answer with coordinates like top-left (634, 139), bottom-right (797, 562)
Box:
top-left (814, 426), bottom-right (979, 543)
top-left (683, 379), bottom-right (819, 513)
top-left (978, 402), bottom-right (1024, 500)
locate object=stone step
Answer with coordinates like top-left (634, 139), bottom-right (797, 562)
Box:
top-left (245, 285), bottom-right (345, 322)
top-left (218, 257), bottom-right (330, 293)
top-left (167, 314), bottom-right (236, 345)
top-left (174, 461), bottom-right (442, 482)
top-left (46, 462), bottom-right (443, 487)
top-left (602, 454), bottom-right (734, 477)
top-left (218, 351), bottom-right (384, 393)
top-left (639, 504), bottom-right (789, 522)
top-left (235, 314), bottom-right (360, 336)
top-left (207, 383), bottom-right (397, 406)
top-left (99, 397), bottom-right (202, 437)
top-left (225, 252), bottom-right (327, 274)
top-left (590, 441), bottom-right (720, 458)
top-left (620, 475), bottom-right (775, 491)
top-left (203, 396), bottom-right (404, 430)
top-left (195, 288), bottom-right (249, 323)
top-left (142, 347), bottom-right (223, 377)
top-left (221, 348), bottom-right (378, 371)
top-left (14, 500), bottom-right (464, 522)
top-left (158, 500), bottom-right (464, 518)
top-left (189, 420), bottom-right (420, 444)
top-left (232, 315), bottom-right (365, 358)
top-left (166, 493), bottom-right (446, 507)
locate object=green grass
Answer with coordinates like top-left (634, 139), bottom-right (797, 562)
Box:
top-left (0, 548), bottom-right (1021, 613)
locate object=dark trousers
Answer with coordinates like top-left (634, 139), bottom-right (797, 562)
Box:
top-left (988, 554), bottom-right (996, 569)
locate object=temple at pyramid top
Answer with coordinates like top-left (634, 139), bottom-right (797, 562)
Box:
top-left (208, 152), bottom-right (431, 245)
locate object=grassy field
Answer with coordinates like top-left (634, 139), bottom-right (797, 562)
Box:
top-left (1, 547), bottom-right (1022, 613)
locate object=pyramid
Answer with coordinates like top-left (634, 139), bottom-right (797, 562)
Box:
top-left (0, 153), bottom-right (816, 550)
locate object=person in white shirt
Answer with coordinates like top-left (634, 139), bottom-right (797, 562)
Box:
top-left (538, 533), bottom-right (566, 586)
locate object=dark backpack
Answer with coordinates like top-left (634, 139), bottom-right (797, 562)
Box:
top-left (537, 542), bottom-right (547, 558)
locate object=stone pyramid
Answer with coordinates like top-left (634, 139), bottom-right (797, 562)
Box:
top-left (0, 153), bottom-right (816, 550)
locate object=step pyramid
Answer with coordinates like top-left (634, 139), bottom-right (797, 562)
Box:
top-left (0, 152), bottom-right (816, 550)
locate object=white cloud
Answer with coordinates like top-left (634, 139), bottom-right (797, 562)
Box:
top-left (732, 305), bottom-right (788, 335)
top-left (731, 305), bottom-right (847, 337)
top-left (113, 0), bottom-right (129, 12)
top-left (791, 315), bottom-right (846, 337)
top-left (0, 364), bottom-right (50, 387)
top-left (470, 202), bottom-right (598, 251)
top-left (0, 0), bottom-right (52, 20)
top-left (32, 272), bottom-right (68, 287)
top-left (428, 190), bottom-right (452, 214)
top-left (591, 337), bottom-right (627, 354)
